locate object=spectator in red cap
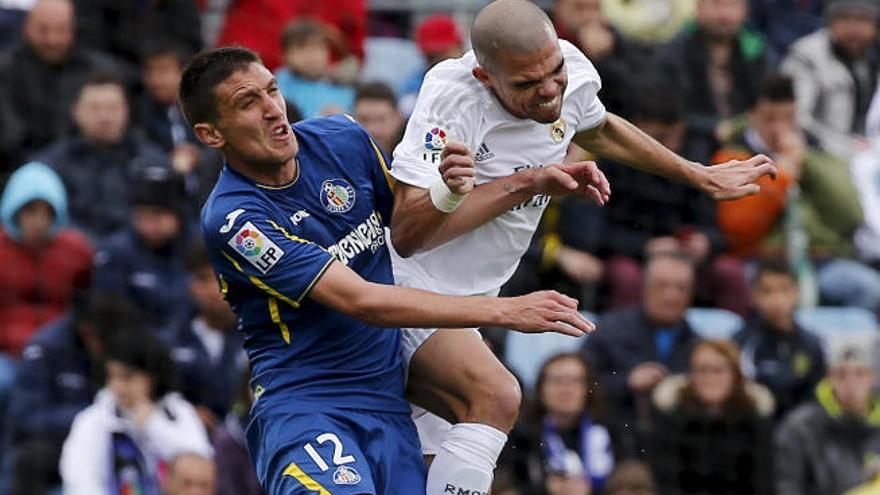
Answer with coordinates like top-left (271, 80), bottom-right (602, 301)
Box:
top-left (399, 14), bottom-right (465, 116)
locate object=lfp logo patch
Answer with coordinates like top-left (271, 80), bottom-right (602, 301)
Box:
top-left (424, 127), bottom-right (447, 151)
top-left (321, 179), bottom-right (356, 214)
top-left (228, 221), bottom-right (284, 274)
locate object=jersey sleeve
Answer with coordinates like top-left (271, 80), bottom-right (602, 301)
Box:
top-left (205, 202), bottom-right (335, 307)
top-left (367, 137), bottom-right (396, 222)
top-left (390, 63), bottom-right (482, 189)
top-left (560, 40), bottom-right (607, 132)
top-left (345, 114), bottom-right (396, 222)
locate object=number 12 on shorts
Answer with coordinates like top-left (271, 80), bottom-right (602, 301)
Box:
top-left (303, 432), bottom-right (356, 472)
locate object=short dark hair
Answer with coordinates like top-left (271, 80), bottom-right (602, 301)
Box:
top-left (354, 81), bottom-right (397, 108)
top-left (751, 74), bottom-right (795, 108)
top-left (104, 329), bottom-right (178, 400)
top-left (72, 292), bottom-right (145, 346)
top-left (753, 258), bottom-right (796, 285)
top-left (281, 19), bottom-right (328, 51)
top-left (75, 70), bottom-right (128, 103)
top-left (139, 38), bottom-right (191, 67)
top-left (630, 80), bottom-right (683, 124)
top-left (179, 46), bottom-right (262, 126)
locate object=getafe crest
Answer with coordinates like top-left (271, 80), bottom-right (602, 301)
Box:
top-left (333, 465), bottom-right (362, 485)
top-left (320, 178), bottom-right (356, 214)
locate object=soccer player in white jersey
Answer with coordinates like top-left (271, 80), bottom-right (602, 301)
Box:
top-left (387, 1), bottom-right (777, 494)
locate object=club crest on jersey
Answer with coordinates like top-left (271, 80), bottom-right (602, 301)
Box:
top-left (228, 221), bottom-right (284, 274)
top-left (333, 465), bottom-right (362, 485)
top-left (424, 126), bottom-right (447, 151)
top-left (320, 179), bottom-right (356, 214)
top-left (550, 119), bottom-right (566, 143)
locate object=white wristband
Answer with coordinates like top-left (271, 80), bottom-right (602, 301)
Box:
top-left (429, 179), bottom-right (467, 213)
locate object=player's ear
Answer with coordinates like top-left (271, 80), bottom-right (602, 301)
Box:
top-left (472, 66), bottom-right (491, 86)
top-left (194, 122), bottom-right (225, 149)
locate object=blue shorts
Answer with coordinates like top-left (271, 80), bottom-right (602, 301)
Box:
top-left (246, 407), bottom-right (427, 495)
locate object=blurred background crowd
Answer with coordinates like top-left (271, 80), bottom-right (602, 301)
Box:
top-left (0, 0), bottom-right (880, 494)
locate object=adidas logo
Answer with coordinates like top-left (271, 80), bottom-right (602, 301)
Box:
top-left (475, 142), bottom-right (495, 162)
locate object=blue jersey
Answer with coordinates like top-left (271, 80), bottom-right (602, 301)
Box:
top-left (201, 115), bottom-right (408, 416)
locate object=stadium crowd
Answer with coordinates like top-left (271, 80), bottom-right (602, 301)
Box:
top-left (0, 0), bottom-right (879, 493)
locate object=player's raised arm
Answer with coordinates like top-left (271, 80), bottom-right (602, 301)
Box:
top-left (309, 260), bottom-right (594, 336)
top-left (573, 112), bottom-right (778, 200)
top-left (390, 143), bottom-right (608, 257)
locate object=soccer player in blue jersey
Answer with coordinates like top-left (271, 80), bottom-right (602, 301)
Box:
top-left (179, 47), bottom-right (593, 495)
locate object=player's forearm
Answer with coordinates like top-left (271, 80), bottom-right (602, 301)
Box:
top-left (311, 261), bottom-right (510, 329)
top-left (390, 172), bottom-right (538, 257)
top-left (354, 283), bottom-right (510, 329)
top-left (575, 113), bottom-right (707, 187)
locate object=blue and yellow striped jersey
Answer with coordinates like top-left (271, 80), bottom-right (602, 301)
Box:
top-left (201, 115), bottom-right (407, 415)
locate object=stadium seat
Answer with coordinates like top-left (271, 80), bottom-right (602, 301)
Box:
top-left (505, 311), bottom-right (594, 391)
top-left (360, 37), bottom-right (425, 92)
top-left (796, 306), bottom-right (880, 349)
top-left (685, 307), bottom-right (745, 340)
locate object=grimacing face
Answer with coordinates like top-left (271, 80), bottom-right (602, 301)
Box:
top-left (198, 63), bottom-right (298, 170)
top-left (474, 38), bottom-right (567, 124)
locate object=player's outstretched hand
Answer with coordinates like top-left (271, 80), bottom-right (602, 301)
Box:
top-left (503, 290), bottom-right (596, 336)
top-left (532, 161), bottom-right (610, 205)
top-left (557, 161), bottom-right (611, 205)
top-left (702, 154), bottom-right (777, 200)
top-left (439, 142), bottom-right (476, 194)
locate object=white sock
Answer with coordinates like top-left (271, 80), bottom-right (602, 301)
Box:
top-left (425, 423), bottom-right (508, 495)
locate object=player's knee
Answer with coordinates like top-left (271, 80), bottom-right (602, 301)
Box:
top-left (464, 367), bottom-right (521, 430)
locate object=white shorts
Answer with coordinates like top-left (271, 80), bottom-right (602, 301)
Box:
top-left (400, 326), bottom-right (482, 455)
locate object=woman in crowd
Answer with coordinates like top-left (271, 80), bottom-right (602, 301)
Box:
top-left (60, 328), bottom-right (212, 495)
top-left (647, 340), bottom-right (775, 495)
top-left (503, 352), bottom-right (615, 495)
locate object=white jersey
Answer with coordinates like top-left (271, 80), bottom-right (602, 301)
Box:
top-left (389, 40), bottom-right (606, 295)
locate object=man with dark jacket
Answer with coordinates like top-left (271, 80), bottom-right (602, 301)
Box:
top-left (775, 337), bottom-right (880, 495)
top-left (552, 0), bottom-right (654, 117)
top-left (734, 259), bottom-right (826, 419)
top-left (92, 166), bottom-right (191, 334)
top-left (597, 85), bottom-right (749, 315)
top-left (0, 0), bottom-right (120, 168)
top-left (661, 0), bottom-right (771, 159)
top-left (34, 72), bottom-right (168, 241)
top-left (3, 293), bottom-right (139, 495)
top-left (583, 253), bottom-right (702, 452)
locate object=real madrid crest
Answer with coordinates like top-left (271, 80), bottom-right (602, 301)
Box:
top-left (550, 119), bottom-right (566, 144)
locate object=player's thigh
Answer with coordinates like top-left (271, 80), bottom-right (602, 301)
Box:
top-left (406, 328), bottom-right (520, 424)
top-left (365, 411), bottom-right (427, 495)
top-left (253, 411), bottom-right (377, 495)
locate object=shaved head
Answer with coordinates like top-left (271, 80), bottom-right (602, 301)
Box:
top-left (471, 0), bottom-right (558, 72)
top-left (25, 0), bottom-right (75, 65)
